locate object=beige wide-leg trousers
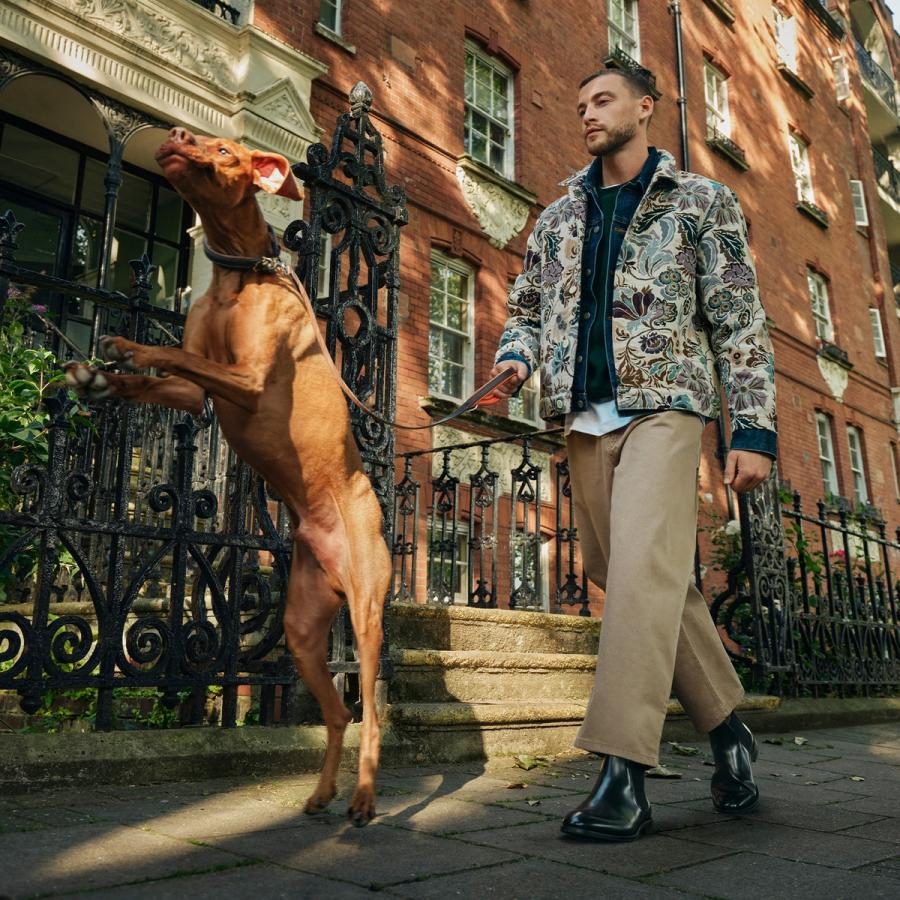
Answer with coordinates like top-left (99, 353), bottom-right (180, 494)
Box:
top-left (567, 411), bottom-right (745, 768)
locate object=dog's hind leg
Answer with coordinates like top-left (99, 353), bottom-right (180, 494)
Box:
top-left (346, 534), bottom-right (392, 826)
top-left (282, 545), bottom-right (351, 814)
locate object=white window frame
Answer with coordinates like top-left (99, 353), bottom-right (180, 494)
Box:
top-left (789, 132), bottom-right (814, 203)
top-left (890, 443), bottom-right (900, 502)
top-left (508, 370), bottom-right (541, 425)
top-left (428, 252), bottom-right (474, 402)
top-left (427, 522), bottom-right (469, 605)
top-left (464, 42), bottom-right (515, 180)
top-left (608, 0), bottom-right (641, 62)
top-left (807, 269), bottom-right (833, 342)
top-left (850, 179), bottom-right (869, 227)
top-left (319, 0), bottom-right (342, 35)
top-left (846, 426), bottom-right (869, 504)
top-left (704, 62), bottom-right (731, 139)
top-left (870, 307), bottom-right (887, 358)
top-left (316, 233), bottom-right (332, 300)
top-left (816, 412), bottom-right (840, 498)
top-left (833, 53), bottom-right (851, 101)
top-left (773, 5), bottom-right (798, 71)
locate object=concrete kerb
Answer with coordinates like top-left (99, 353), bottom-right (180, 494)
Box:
top-left (3, 695), bottom-right (900, 793)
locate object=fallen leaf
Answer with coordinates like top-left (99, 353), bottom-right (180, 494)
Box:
top-left (646, 765), bottom-right (682, 779)
top-left (513, 755), bottom-right (550, 771)
top-left (526, 799), bottom-right (541, 807)
top-left (793, 737), bottom-right (808, 746)
top-left (667, 742), bottom-right (700, 756)
top-left (702, 760), bottom-right (715, 767)
top-left (764, 737), bottom-right (783, 745)
top-left (804, 781), bottom-right (819, 785)
top-left (849, 776), bottom-right (865, 782)
top-left (506, 782), bottom-right (527, 789)
top-left (770, 773), bottom-right (781, 777)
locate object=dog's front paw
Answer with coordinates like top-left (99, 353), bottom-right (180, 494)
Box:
top-left (63, 362), bottom-right (116, 402)
top-left (98, 335), bottom-right (138, 369)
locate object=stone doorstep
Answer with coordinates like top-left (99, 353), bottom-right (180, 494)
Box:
top-left (389, 602), bottom-right (602, 655)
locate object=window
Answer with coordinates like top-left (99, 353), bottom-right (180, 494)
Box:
top-left (608, 0), bottom-right (640, 61)
top-left (773, 5), bottom-right (798, 71)
top-left (833, 54), bottom-right (851, 101)
top-left (789, 133), bottom-right (814, 203)
top-left (870, 308), bottom-right (887, 358)
top-left (427, 523), bottom-right (469, 604)
top-left (850, 180), bottom-right (869, 227)
top-left (508, 371), bottom-right (541, 424)
top-left (807, 270), bottom-right (833, 342)
top-left (0, 118), bottom-right (190, 357)
top-left (464, 44), bottom-right (514, 178)
top-left (704, 62), bottom-right (731, 139)
top-left (816, 413), bottom-right (839, 498)
top-left (319, 0), bottom-right (341, 34)
top-left (429, 253), bottom-right (473, 401)
top-left (846, 427), bottom-right (869, 504)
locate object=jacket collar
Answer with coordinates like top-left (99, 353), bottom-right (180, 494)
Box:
top-left (560, 147), bottom-right (679, 192)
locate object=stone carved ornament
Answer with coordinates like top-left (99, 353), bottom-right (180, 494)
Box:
top-left (66, 0), bottom-right (232, 88)
top-left (455, 164), bottom-right (531, 249)
top-left (817, 355), bottom-right (849, 402)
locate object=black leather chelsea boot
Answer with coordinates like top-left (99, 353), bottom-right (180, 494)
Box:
top-left (709, 710), bottom-right (760, 812)
top-left (560, 754), bottom-right (653, 841)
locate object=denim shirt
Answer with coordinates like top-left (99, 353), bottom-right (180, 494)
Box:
top-left (570, 148), bottom-right (661, 413)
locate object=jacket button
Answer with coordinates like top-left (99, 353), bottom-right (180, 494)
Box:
top-left (582, 311), bottom-right (590, 320)
top-left (576, 354), bottom-right (583, 362)
top-left (555, 398), bottom-right (565, 410)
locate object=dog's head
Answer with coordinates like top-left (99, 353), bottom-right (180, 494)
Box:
top-left (155, 127), bottom-right (302, 212)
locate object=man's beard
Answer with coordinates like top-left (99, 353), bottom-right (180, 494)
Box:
top-left (590, 120), bottom-right (638, 157)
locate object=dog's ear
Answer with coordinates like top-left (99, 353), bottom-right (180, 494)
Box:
top-left (250, 151), bottom-right (303, 200)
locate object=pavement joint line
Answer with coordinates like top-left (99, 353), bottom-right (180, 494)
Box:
top-left (21, 858), bottom-right (262, 900)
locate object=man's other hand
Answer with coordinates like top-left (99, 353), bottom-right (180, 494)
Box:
top-left (480, 361), bottom-right (529, 405)
top-left (724, 449), bottom-right (772, 494)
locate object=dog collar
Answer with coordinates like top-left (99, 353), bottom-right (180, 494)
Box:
top-left (203, 224), bottom-right (289, 275)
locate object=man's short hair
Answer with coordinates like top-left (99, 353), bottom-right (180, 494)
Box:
top-left (579, 67), bottom-right (655, 101)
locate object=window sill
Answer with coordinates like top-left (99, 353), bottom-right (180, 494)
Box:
top-left (797, 200), bottom-right (830, 228)
top-left (703, 0), bottom-right (736, 25)
top-left (777, 63), bottom-right (815, 99)
top-left (707, 134), bottom-right (749, 171)
top-left (602, 46), bottom-right (661, 99)
top-left (856, 225), bottom-right (870, 238)
top-left (314, 21), bottom-right (356, 55)
top-left (456, 155), bottom-right (536, 206)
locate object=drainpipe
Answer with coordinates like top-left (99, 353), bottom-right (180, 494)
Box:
top-left (669, 0), bottom-right (690, 170)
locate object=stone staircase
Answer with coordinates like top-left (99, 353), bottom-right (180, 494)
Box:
top-left (385, 602), bottom-right (780, 762)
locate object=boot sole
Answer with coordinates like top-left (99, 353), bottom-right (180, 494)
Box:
top-left (560, 819), bottom-right (654, 842)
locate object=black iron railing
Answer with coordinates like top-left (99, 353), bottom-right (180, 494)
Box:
top-left (856, 41), bottom-right (897, 113)
top-left (391, 430), bottom-right (590, 616)
top-left (873, 147), bottom-right (900, 204)
top-left (189, 0), bottom-right (241, 25)
top-left (0, 82), bottom-right (406, 727)
top-left (712, 473), bottom-right (900, 696)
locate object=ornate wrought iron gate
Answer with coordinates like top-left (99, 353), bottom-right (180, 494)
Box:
top-left (0, 81), bottom-right (406, 727)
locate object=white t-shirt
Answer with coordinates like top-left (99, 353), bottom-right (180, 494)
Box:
top-left (565, 399), bottom-right (640, 438)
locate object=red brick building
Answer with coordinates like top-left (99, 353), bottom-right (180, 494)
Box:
top-left (2, 0), bottom-right (899, 613)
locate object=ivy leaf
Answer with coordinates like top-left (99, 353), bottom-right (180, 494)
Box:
top-left (646, 765), bottom-right (682, 779)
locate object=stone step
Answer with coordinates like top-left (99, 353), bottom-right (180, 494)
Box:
top-left (389, 649), bottom-right (597, 703)
top-left (387, 693), bottom-right (782, 762)
top-left (389, 602), bottom-right (601, 655)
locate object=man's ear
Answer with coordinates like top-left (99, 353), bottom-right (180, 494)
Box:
top-left (250, 151), bottom-right (303, 200)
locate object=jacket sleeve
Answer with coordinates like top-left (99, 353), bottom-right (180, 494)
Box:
top-left (494, 217), bottom-right (543, 378)
top-left (697, 185), bottom-right (777, 458)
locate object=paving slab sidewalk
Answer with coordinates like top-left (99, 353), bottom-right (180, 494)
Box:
top-left (1, 723), bottom-right (899, 899)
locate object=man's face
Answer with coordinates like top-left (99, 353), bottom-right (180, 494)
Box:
top-left (577, 74), bottom-right (648, 157)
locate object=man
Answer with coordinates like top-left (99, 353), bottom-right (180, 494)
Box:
top-left (489, 68), bottom-right (776, 842)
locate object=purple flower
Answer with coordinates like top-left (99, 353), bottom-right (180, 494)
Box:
top-left (640, 331), bottom-right (669, 355)
top-left (541, 259), bottom-right (563, 286)
top-left (722, 262), bottom-right (755, 288)
top-left (675, 248), bottom-right (697, 275)
top-left (729, 371), bottom-right (768, 411)
top-left (31, 304), bottom-right (47, 313)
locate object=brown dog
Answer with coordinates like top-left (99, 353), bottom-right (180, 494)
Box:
top-left (63, 128), bottom-right (392, 825)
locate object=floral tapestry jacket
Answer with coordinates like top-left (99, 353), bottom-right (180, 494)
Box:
top-left (495, 149), bottom-right (777, 451)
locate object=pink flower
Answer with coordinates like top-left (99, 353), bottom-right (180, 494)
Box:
top-left (31, 304), bottom-right (47, 313)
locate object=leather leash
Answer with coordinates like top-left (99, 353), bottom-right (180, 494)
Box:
top-left (201, 236), bottom-right (518, 431)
